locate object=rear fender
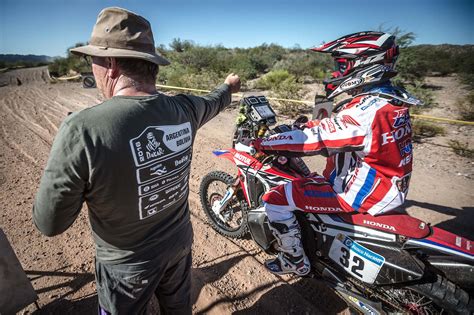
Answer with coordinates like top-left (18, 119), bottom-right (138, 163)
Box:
top-left (403, 226), bottom-right (474, 262)
top-left (425, 256), bottom-right (474, 290)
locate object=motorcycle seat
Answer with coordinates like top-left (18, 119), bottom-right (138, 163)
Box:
top-left (337, 212), bottom-right (431, 239)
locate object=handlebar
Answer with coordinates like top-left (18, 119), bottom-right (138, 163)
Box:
top-left (234, 142), bottom-right (256, 155)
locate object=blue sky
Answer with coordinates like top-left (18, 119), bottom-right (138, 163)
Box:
top-left (0, 0), bottom-right (472, 57)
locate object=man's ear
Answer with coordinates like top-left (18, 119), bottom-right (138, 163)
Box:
top-left (107, 58), bottom-right (120, 79)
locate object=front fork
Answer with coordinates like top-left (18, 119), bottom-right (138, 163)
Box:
top-left (211, 177), bottom-right (241, 221)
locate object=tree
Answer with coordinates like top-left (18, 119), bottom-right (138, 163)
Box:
top-left (169, 38), bottom-right (194, 52)
top-left (377, 25), bottom-right (415, 48)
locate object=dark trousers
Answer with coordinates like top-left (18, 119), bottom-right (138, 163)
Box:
top-left (95, 244), bottom-right (192, 315)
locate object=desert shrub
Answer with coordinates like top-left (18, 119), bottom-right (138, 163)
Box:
top-left (246, 43), bottom-right (287, 73)
top-left (457, 92), bottom-right (474, 121)
top-left (157, 63), bottom-right (190, 86)
top-left (271, 79), bottom-right (305, 116)
top-left (48, 43), bottom-right (91, 76)
top-left (158, 63), bottom-right (221, 90)
top-left (397, 45), bottom-right (474, 81)
top-left (179, 72), bottom-right (221, 91)
top-left (255, 70), bottom-right (293, 90)
top-left (448, 140), bottom-right (474, 158)
top-left (169, 38), bottom-right (194, 52)
top-left (459, 73), bottom-right (474, 89)
top-left (404, 80), bottom-right (435, 110)
top-left (412, 120), bottom-right (445, 139)
top-left (255, 71), bottom-right (304, 116)
top-left (226, 53), bottom-right (258, 81)
top-left (273, 51), bottom-right (332, 81)
top-left (396, 50), bottom-right (429, 84)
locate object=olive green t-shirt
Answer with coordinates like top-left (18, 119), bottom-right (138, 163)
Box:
top-left (33, 84), bottom-right (232, 263)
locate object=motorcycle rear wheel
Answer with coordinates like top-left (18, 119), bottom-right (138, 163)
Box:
top-left (399, 273), bottom-right (473, 314)
top-left (296, 212), bottom-right (473, 314)
top-left (199, 171), bottom-right (249, 238)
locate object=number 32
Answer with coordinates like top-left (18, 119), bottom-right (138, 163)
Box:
top-left (339, 247), bottom-right (365, 278)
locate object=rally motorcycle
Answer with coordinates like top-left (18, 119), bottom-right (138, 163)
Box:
top-left (199, 95), bottom-right (474, 314)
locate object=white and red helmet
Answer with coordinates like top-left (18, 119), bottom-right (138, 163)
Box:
top-left (312, 31), bottom-right (399, 98)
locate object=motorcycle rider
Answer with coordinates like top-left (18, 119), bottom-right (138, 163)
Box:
top-left (253, 31), bottom-right (422, 276)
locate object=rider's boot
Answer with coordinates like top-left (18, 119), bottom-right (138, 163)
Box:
top-left (265, 215), bottom-right (310, 276)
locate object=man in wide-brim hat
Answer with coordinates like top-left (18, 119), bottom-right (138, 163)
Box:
top-left (33, 7), bottom-right (240, 314)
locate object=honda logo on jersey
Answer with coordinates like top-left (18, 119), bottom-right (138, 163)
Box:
top-left (381, 122), bottom-right (412, 145)
top-left (340, 115), bottom-right (361, 127)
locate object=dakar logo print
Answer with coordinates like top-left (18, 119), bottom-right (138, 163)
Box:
top-left (146, 132), bottom-right (160, 151)
top-left (144, 131), bottom-right (165, 159)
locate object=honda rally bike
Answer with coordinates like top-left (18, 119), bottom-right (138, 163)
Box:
top-left (199, 95), bottom-right (474, 314)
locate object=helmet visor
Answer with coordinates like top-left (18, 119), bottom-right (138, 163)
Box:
top-left (334, 58), bottom-right (348, 75)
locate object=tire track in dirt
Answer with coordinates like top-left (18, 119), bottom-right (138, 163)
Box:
top-left (2, 67), bottom-right (472, 314)
top-left (188, 120), bottom-right (348, 313)
top-left (0, 125), bottom-right (39, 165)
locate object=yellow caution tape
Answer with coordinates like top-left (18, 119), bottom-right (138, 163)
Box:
top-left (53, 74), bottom-right (82, 81)
top-left (156, 84), bottom-right (313, 104)
top-left (156, 84), bottom-right (210, 93)
top-left (156, 84), bottom-right (474, 125)
top-left (411, 114), bottom-right (474, 125)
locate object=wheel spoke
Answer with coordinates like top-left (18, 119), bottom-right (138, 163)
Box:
top-left (201, 174), bottom-right (248, 236)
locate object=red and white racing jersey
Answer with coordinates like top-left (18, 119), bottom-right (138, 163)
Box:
top-left (255, 94), bottom-right (413, 216)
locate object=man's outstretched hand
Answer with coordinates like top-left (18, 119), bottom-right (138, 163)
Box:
top-left (225, 73), bottom-right (241, 94)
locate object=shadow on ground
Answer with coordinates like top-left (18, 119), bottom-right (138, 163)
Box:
top-left (26, 267), bottom-right (96, 314)
top-left (191, 251), bottom-right (347, 314)
top-left (399, 199), bottom-right (474, 240)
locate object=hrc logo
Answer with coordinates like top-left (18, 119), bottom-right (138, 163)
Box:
top-left (393, 109), bottom-right (409, 128)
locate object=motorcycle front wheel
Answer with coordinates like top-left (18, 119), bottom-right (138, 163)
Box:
top-left (199, 171), bottom-right (249, 238)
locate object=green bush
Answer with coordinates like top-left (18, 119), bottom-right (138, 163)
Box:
top-left (254, 70), bottom-right (304, 116)
top-left (273, 51), bottom-right (332, 81)
top-left (412, 120), bottom-right (445, 139)
top-left (448, 140), bottom-right (474, 158)
top-left (255, 70), bottom-right (294, 90)
top-left (457, 92), bottom-right (474, 121)
top-left (179, 72), bottom-right (221, 91)
top-left (271, 78), bottom-right (305, 116)
top-left (404, 80), bottom-right (435, 109)
top-left (397, 45), bottom-right (474, 83)
top-left (48, 42), bottom-right (91, 76)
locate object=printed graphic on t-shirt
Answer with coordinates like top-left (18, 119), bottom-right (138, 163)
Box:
top-left (130, 122), bottom-right (192, 220)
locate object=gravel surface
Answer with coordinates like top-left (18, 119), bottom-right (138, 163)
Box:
top-left (0, 67), bottom-right (472, 314)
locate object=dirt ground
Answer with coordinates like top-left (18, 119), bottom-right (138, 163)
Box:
top-left (0, 67), bottom-right (473, 314)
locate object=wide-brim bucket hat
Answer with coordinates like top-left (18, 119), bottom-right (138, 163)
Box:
top-left (70, 7), bottom-right (170, 66)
